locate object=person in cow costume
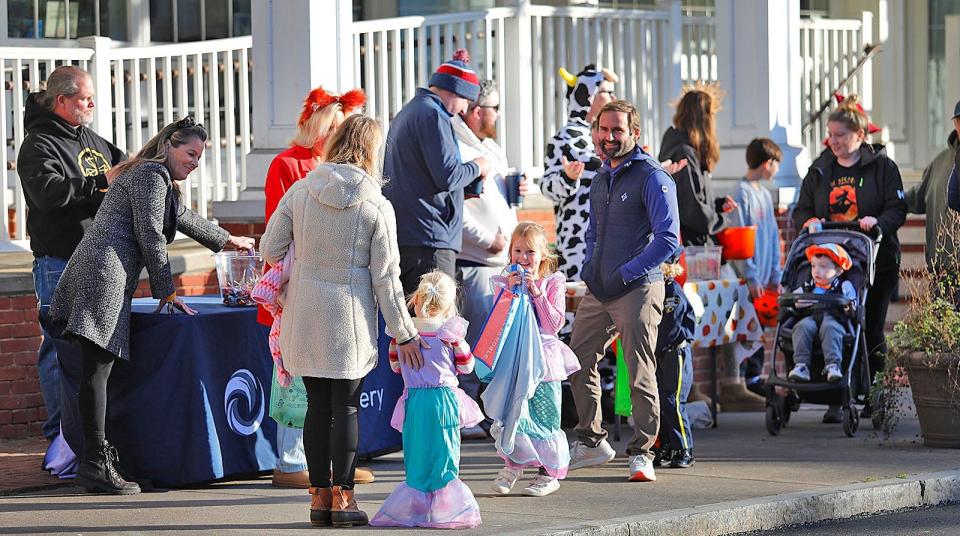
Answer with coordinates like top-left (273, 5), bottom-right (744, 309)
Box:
top-left (539, 65), bottom-right (618, 337)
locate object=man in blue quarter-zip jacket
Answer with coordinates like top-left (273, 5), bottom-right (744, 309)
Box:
top-left (567, 100), bottom-right (680, 484)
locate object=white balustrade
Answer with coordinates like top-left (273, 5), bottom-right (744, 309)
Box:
top-left (800, 14), bottom-right (872, 159)
top-left (0, 36), bottom-right (253, 244)
top-left (352, 4), bottom-right (704, 175)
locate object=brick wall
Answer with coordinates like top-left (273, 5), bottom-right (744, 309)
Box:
top-left (0, 268), bottom-right (219, 440)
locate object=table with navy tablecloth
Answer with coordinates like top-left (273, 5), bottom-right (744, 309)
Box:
top-left (46, 296), bottom-right (403, 488)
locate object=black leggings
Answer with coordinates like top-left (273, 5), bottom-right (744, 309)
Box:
top-left (865, 269), bottom-right (899, 380)
top-left (302, 376), bottom-right (364, 489)
top-left (78, 338), bottom-right (116, 457)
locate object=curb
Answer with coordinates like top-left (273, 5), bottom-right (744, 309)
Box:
top-left (505, 469), bottom-right (960, 536)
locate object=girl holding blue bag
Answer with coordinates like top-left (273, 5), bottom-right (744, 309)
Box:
top-left (487, 222), bottom-right (580, 497)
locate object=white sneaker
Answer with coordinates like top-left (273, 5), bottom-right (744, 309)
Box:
top-left (628, 454), bottom-right (657, 482)
top-left (788, 363), bottom-right (810, 382)
top-left (824, 363), bottom-right (843, 383)
top-left (568, 439), bottom-right (617, 471)
top-left (522, 474), bottom-right (560, 497)
top-left (491, 466), bottom-right (522, 495)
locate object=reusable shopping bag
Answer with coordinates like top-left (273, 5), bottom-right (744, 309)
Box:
top-left (473, 286), bottom-right (516, 381)
top-left (614, 338), bottom-right (633, 416)
top-left (269, 368), bottom-right (307, 429)
top-left (480, 266), bottom-right (546, 455)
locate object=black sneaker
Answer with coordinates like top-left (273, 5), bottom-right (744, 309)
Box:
top-left (670, 449), bottom-right (695, 469)
top-left (652, 446), bottom-right (673, 467)
top-left (76, 443), bottom-right (141, 495)
top-left (822, 405), bottom-right (842, 424)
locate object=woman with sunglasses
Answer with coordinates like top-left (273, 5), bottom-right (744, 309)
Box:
top-left (49, 117), bottom-right (254, 495)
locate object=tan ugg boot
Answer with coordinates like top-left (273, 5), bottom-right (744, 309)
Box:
top-left (308, 486), bottom-right (332, 527)
top-left (331, 485), bottom-right (368, 528)
top-left (719, 378), bottom-right (766, 412)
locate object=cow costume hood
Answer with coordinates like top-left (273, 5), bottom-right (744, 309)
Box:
top-left (559, 64), bottom-right (617, 122)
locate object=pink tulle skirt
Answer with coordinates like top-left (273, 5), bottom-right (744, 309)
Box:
top-left (391, 386), bottom-right (484, 432)
top-left (369, 478), bottom-right (482, 529)
top-left (498, 427), bottom-right (570, 479)
top-left (541, 335), bottom-right (581, 382)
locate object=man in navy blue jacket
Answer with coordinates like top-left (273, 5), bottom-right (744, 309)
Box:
top-left (383, 49), bottom-right (489, 293)
top-left (568, 100), bottom-right (680, 483)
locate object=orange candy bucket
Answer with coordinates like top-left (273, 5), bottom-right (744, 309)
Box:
top-left (716, 225), bottom-right (757, 260)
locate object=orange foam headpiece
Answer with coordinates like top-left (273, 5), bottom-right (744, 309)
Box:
top-left (298, 87), bottom-right (366, 127)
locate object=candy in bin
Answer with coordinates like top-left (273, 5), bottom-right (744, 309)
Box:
top-left (215, 251), bottom-right (264, 307)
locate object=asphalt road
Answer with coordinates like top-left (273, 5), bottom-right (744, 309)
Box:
top-left (759, 502), bottom-right (960, 535)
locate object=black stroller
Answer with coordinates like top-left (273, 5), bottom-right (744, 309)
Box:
top-left (765, 221), bottom-right (881, 437)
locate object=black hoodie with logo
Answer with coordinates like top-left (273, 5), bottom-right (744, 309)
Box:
top-left (793, 143), bottom-right (907, 275)
top-left (17, 92), bottom-right (126, 259)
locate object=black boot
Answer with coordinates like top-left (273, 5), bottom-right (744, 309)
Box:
top-left (77, 442), bottom-right (141, 495)
top-left (103, 442), bottom-right (154, 492)
top-left (670, 449), bottom-right (695, 469)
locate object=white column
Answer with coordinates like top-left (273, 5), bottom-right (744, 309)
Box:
top-left (214, 0), bottom-right (354, 222)
top-left (502, 0), bottom-right (535, 172)
top-left (713, 0), bottom-right (807, 203)
top-left (78, 36), bottom-right (114, 143)
top-left (126, 0), bottom-right (151, 46)
top-left (657, 0), bottom-right (683, 127)
top-left (945, 15), bottom-right (960, 123)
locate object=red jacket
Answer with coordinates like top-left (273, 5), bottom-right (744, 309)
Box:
top-left (257, 145), bottom-right (318, 326)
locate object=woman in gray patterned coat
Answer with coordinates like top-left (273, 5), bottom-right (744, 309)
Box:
top-left (49, 117), bottom-right (255, 495)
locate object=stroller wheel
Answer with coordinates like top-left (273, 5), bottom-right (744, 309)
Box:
top-left (842, 405), bottom-right (859, 437)
top-left (765, 400), bottom-right (783, 436)
top-left (781, 396), bottom-right (794, 427)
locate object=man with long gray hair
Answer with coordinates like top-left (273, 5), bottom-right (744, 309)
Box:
top-left (17, 65), bottom-right (126, 440)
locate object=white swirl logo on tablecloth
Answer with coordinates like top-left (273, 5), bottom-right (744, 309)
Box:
top-left (224, 369), bottom-right (264, 436)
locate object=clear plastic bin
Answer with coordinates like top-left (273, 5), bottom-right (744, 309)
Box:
top-left (215, 251), bottom-right (264, 306)
top-left (685, 245), bottom-right (722, 281)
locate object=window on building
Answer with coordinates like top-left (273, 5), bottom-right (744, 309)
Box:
top-left (928, 0), bottom-right (960, 149)
top-left (147, 0), bottom-right (252, 42)
top-left (7, 0), bottom-right (127, 40)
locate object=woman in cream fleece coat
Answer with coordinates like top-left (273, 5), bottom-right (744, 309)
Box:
top-left (260, 115), bottom-right (423, 528)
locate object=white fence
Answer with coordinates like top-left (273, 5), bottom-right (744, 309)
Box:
top-left (1, 35), bottom-right (253, 243)
top-left (799, 13), bottom-right (873, 158)
top-left (353, 1), bottom-right (715, 172)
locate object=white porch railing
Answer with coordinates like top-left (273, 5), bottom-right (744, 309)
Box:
top-left (1, 35), bottom-right (253, 243)
top-left (353, 1), bottom-right (714, 174)
top-left (681, 12), bottom-right (716, 84)
top-left (526, 4), bottom-right (675, 160)
top-left (799, 13), bottom-right (873, 159)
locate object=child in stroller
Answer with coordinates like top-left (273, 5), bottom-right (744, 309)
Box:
top-left (787, 243), bottom-right (857, 384)
top-left (765, 222), bottom-right (880, 437)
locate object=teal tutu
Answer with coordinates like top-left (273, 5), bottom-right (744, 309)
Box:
top-left (403, 387), bottom-right (461, 492)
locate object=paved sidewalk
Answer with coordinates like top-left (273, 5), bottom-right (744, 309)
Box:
top-left (1, 406), bottom-right (958, 535)
top-left (0, 438), bottom-right (61, 495)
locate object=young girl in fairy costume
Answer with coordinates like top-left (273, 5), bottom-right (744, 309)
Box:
top-left (489, 221), bottom-right (580, 497)
top-left (370, 270), bottom-right (484, 529)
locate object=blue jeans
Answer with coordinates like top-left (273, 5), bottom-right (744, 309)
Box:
top-left (792, 314), bottom-right (846, 369)
top-left (256, 323), bottom-right (307, 472)
top-left (32, 255), bottom-right (68, 440)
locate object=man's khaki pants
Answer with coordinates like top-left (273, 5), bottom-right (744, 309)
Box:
top-left (569, 282), bottom-right (664, 457)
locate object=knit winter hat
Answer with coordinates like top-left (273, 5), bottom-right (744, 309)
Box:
top-left (805, 243), bottom-right (852, 272)
top-left (429, 49), bottom-right (480, 101)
